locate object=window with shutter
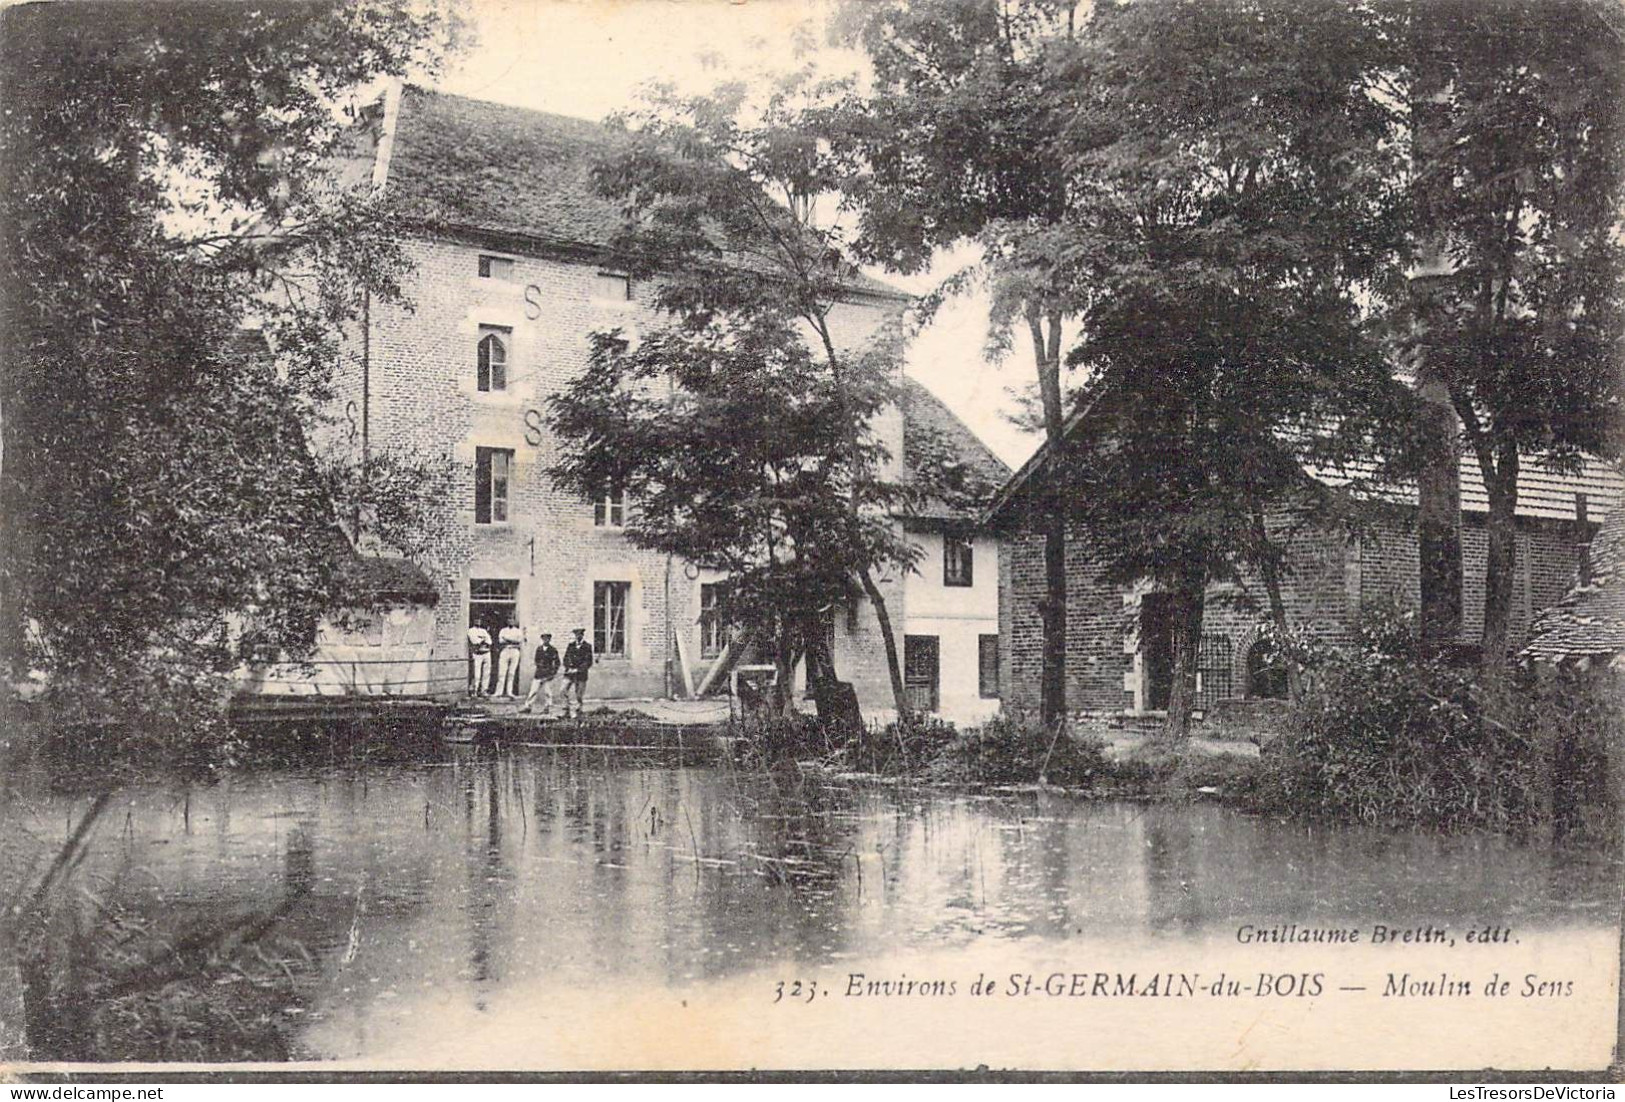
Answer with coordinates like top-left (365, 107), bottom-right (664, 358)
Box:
top-left (478, 255), bottom-right (514, 281)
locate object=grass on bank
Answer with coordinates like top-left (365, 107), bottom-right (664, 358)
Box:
top-left (733, 657), bottom-right (1619, 846)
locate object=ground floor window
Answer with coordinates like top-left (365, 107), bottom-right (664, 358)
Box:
top-left (594, 580), bottom-right (630, 656)
top-left (1139, 593), bottom-right (1177, 711)
top-left (978, 634), bottom-right (1000, 699)
top-left (700, 582), bottom-right (731, 658)
top-left (1196, 633), bottom-right (1233, 709)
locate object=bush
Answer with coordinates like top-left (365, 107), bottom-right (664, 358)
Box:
top-left (937, 714), bottom-right (1110, 787)
top-left (729, 710), bottom-right (832, 769)
top-left (838, 713), bottom-right (959, 775)
top-left (1097, 738), bottom-right (1264, 799)
top-left (1529, 669), bottom-right (1622, 847)
top-left (1256, 604), bottom-right (1619, 835)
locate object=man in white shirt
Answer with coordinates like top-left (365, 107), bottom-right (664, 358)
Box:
top-left (467, 624), bottom-right (493, 697)
top-left (496, 616), bottom-right (525, 698)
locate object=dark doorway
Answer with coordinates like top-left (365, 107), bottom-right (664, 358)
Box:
top-left (904, 635), bottom-right (940, 713)
top-left (1140, 593), bottom-right (1176, 711)
top-left (469, 578), bottom-right (518, 694)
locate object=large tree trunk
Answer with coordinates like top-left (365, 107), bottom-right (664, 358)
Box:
top-left (1249, 503), bottom-right (1302, 701)
top-left (1415, 389), bottom-right (1465, 657)
top-left (1163, 567), bottom-right (1206, 741)
top-left (1480, 445), bottom-right (1520, 684)
top-left (1028, 306), bottom-right (1068, 727)
top-left (771, 617), bottom-right (797, 716)
top-left (801, 607), bottom-right (864, 733)
top-left (810, 319), bottom-right (907, 723)
top-left (859, 569), bottom-right (910, 719)
top-left (1409, 8), bottom-right (1466, 660)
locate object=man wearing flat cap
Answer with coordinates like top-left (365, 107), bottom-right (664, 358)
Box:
top-left (520, 631), bottom-right (560, 715)
top-left (561, 626), bottom-right (594, 719)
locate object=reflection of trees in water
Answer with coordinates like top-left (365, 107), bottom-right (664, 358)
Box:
top-left (4, 787), bottom-right (327, 1062)
top-left (1142, 817), bottom-right (1205, 935)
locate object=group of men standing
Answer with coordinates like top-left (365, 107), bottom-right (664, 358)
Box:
top-left (465, 620), bottom-right (595, 718)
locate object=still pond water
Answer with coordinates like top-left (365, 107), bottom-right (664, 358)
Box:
top-left (9, 745), bottom-right (1620, 1066)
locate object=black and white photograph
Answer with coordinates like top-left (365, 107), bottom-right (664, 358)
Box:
top-left (0, 0), bottom-right (1621, 1078)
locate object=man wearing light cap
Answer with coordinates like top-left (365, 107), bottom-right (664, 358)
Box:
top-left (561, 626), bottom-right (594, 719)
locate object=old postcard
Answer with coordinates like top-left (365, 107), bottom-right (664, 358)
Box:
top-left (1, 0), bottom-right (1621, 1080)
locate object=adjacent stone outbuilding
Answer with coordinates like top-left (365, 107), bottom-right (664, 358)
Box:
top-left (987, 417), bottom-right (1622, 720)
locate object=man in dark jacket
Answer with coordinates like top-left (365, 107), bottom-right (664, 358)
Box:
top-left (561, 627), bottom-right (594, 719)
top-left (520, 632), bottom-right (561, 715)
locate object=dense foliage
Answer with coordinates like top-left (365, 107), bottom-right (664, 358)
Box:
top-left (0, 2), bottom-right (463, 744)
top-left (1045, 0), bottom-right (1423, 736)
top-left (555, 77), bottom-right (971, 720)
top-left (1408, 1), bottom-right (1625, 675)
top-left (834, 0), bottom-right (1090, 726)
top-left (1262, 604), bottom-right (1617, 835)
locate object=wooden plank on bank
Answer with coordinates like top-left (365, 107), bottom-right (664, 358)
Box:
top-left (695, 639), bottom-right (733, 698)
top-left (674, 630), bottom-right (697, 698)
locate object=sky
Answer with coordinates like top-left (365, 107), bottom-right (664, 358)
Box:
top-left (430, 0), bottom-right (1045, 471)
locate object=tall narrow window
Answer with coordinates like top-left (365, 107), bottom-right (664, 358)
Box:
top-left (594, 581), bottom-right (630, 656)
top-left (594, 487), bottom-right (625, 528)
top-left (478, 255), bottom-right (514, 281)
top-left (477, 326), bottom-right (509, 393)
top-left (978, 634), bottom-right (1000, 699)
top-left (700, 582), bottom-right (731, 658)
top-left (944, 534), bottom-right (974, 587)
top-left (474, 447), bottom-right (513, 524)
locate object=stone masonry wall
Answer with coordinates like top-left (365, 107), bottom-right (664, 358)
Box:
top-left (1000, 508), bottom-right (1588, 717)
top-left (326, 233), bottom-right (906, 702)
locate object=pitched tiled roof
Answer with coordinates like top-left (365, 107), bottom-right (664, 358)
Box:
top-left (901, 378), bottom-right (1012, 523)
top-left (380, 86), bottom-right (906, 300)
top-left (1306, 450), bottom-right (1623, 522)
top-left (385, 86), bottom-right (631, 252)
top-left (985, 389), bottom-right (1623, 527)
top-left (1522, 492), bottom-right (1625, 664)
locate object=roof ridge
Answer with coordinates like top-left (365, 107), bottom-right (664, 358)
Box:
top-left (401, 83), bottom-right (612, 133)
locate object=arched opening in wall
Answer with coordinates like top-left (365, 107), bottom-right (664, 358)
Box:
top-left (1245, 637), bottom-right (1290, 700)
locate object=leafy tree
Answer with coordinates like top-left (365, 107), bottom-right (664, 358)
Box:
top-left (1407, 0), bottom-right (1624, 679)
top-left (0, 1), bottom-right (463, 748)
top-left (833, 0), bottom-right (1093, 728)
top-left (0, 0), bottom-right (464, 1063)
top-left (832, 0), bottom-right (1098, 728)
top-left (1050, 0), bottom-right (1420, 737)
top-left (550, 323), bottom-right (916, 723)
top-left (561, 77), bottom-right (944, 721)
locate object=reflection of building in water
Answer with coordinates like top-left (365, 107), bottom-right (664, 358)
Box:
top-left (27, 751), bottom-right (1615, 1062)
